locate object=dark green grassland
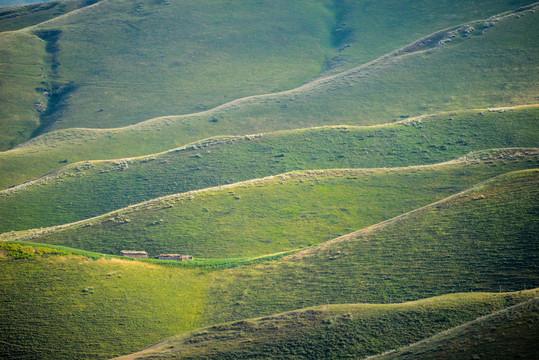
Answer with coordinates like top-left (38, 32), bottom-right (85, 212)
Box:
top-left (0, 5), bottom-right (537, 188)
top-left (0, 169), bottom-right (537, 359)
top-left (1, 108), bottom-right (538, 233)
top-left (5, 149), bottom-right (537, 258)
top-left (0, 1), bottom-right (537, 359)
top-left (116, 291), bottom-right (539, 360)
top-left (373, 298), bottom-right (539, 360)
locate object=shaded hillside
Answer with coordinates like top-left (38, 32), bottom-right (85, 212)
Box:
top-left (0, 5), bottom-right (537, 187)
top-left (115, 291), bottom-right (539, 360)
top-left (372, 297), bottom-right (539, 359)
top-left (1, 108), bottom-right (538, 232)
top-left (203, 169), bottom-right (539, 324)
top-left (5, 149), bottom-right (538, 258)
top-left (0, 0), bottom-right (99, 32)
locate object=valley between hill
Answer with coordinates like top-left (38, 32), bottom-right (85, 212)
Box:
top-left (0, 1), bottom-right (537, 359)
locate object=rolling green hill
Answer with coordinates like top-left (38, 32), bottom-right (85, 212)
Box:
top-left (0, 5), bottom-right (537, 187)
top-left (1, 0), bottom-right (533, 149)
top-left (1, 169), bottom-right (537, 359)
top-left (1, 108), bottom-right (538, 232)
top-left (202, 169), bottom-right (539, 323)
top-left (0, 0), bottom-right (98, 33)
top-left (372, 297), bottom-right (539, 360)
top-left (115, 292), bottom-right (539, 360)
top-left (4, 149), bottom-right (538, 258)
top-left (1, 1), bottom-right (537, 359)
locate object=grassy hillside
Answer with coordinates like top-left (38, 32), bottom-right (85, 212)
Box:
top-left (372, 297), bottom-right (539, 359)
top-left (4, 107), bottom-right (539, 232)
top-left (115, 291), bottom-right (539, 360)
top-left (1, 108), bottom-right (538, 232)
top-left (0, 31), bottom-right (48, 150)
top-left (0, 6), bottom-right (537, 187)
top-left (0, 243), bottom-right (209, 360)
top-left (203, 169), bottom-right (539, 324)
top-left (0, 0), bottom-right (99, 32)
top-left (0, 0), bottom-right (55, 7)
top-left (1, 169), bottom-right (536, 359)
top-left (4, 149), bottom-right (538, 258)
top-left (6, 0), bottom-right (531, 135)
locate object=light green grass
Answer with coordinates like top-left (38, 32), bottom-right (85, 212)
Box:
top-left (1, 108), bottom-right (538, 232)
top-left (115, 291), bottom-right (539, 360)
top-left (0, 6), bottom-right (537, 187)
top-left (5, 149), bottom-right (538, 258)
top-left (371, 297), bottom-right (539, 360)
top-left (0, 243), bottom-right (209, 360)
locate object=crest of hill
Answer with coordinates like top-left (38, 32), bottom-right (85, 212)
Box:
top-left (1, 107), bottom-right (538, 232)
top-left (370, 297), bottom-right (539, 359)
top-left (0, 0), bottom-right (101, 32)
top-left (0, 5), bottom-right (537, 187)
top-left (3, 148), bottom-right (538, 259)
top-left (114, 291), bottom-right (539, 360)
top-left (1, 169), bottom-right (537, 359)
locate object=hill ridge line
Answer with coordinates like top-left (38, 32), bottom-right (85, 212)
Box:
top-left (9, 3), bottom-right (537, 152)
top-left (365, 296), bottom-right (539, 360)
top-left (293, 168), bottom-right (539, 257)
top-left (2, 149), bottom-right (537, 242)
top-left (3, 104), bottom-right (537, 193)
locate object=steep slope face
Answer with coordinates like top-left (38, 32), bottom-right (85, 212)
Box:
top-left (6, 149), bottom-right (538, 258)
top-left (1, 5), bottom-right (537, 187)
top-left (203, 169), bottom-right (539, 324)
top-left (1, 108), bottom-right (538, 232)
top-left (372, 298), bottom-right (539, 360)
top-left (115, 291), bottom-right (539, 360)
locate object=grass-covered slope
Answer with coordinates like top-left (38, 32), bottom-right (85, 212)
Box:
top-left (372, 297), bottom-right (539, 360)
top-left (1, 108), bottom-right (538, 232)
top-left (1, 169), bottom-right (536, 360)
top-left (0, 31), bottom-right (48, 150)
top-left (0, 243), bottom-right (209, 360)
top-left (4, 149), bottom-right (538, 258)
top-left (9, 0), bottom-right (533, 133)
top-left (25, 0), bottom-right (339, 131)
top-left (0, 0), bottom-right (99, 33)
top-left (115, 291), bottom-right (539, 360)
top-left (0, 5), bottom-right (537, 187)
top-left (203, 169), bottom-right (539, 324)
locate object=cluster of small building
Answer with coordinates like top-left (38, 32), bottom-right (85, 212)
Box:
top-left (120, 250), bottom-right (193, 261)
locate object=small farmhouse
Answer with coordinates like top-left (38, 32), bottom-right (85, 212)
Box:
top-left (156, 254), bottom-right (194, 261)
top-left (120, 250), bottom-right (148, 258)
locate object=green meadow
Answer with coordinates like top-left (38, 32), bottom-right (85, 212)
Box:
top-left (0, 169), bottom-right (537, 359)
top-left (1, 108), bottom-right (538, 232)
top-left (373, 298), bottom-right (539, 360)
top-left (116, 292), bottom-right (539, 360)
top-left (1, 0), bottom-right (532, 149)
top-left (4, 149), bottom-right (537, 258)
top-left (203, 169), bottom-right (539, 323)
top-left (0, 6), bottom-right (537, 187)
top-left (1, 1), bottom-right (537, 359)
